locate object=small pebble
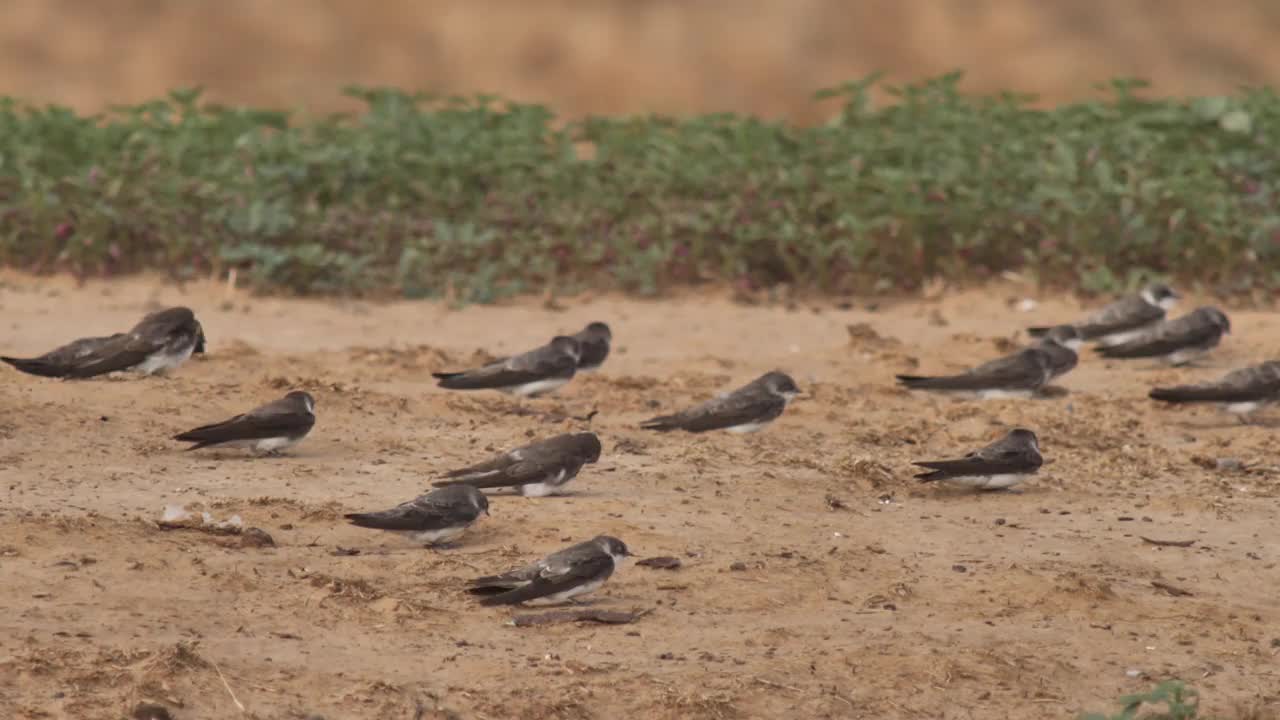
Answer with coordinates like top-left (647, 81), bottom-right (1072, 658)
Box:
top-left (239, 527), bottom-right (276, 548)
top-left (729, 562), bottom-right (748, 572)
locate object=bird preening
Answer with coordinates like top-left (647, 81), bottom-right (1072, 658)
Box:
top-left (2, 306), bottom-right (205, 379)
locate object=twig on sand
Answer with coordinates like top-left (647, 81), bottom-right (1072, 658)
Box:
top-left (1140, 536), bottom-right (1196, 547)
top-left (509, 607), bottom-right (653, 627)
top-left (210, 659), bottom-right (246, 713)
top-left (753, 677), bottom-right (800, 693)
top-left (1151, 580), bottom-right (1194, 597)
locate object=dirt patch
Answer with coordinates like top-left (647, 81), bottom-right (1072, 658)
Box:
top-left (1, 272), bottom-right (1278, 718)
top-left (5, 1), bottom-right (1280, 121)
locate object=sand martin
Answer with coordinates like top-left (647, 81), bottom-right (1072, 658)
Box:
top-left (2, 306), bottom-right (205, 379)
top-left (1094, 306), bottom-right (1230, 366)
top-left (1149, 360), bottom-right (1280, 420)
top-left (468, 535), bottom-right (631, 606)
top-left (344, 485), bottom-right (490, 546)
top-left (913, 428), bottom-right (1043, 490)
top-left (433, 336), bottom-right (581, 397)
top-left (896, 347), bottom-right (1054, 398)
top-left (640, 371), bottom-right (800, 433)
top-left (173, 390), bottom-right (316, 454)
top-left (433, 432), bottom-right (602, 497)
top-left (1028, 283), bottom-right (1179, 347)
top-left (571, 322), bottom-right (612, 371)
top-left (1033, 325), bottom-right (1083, 381)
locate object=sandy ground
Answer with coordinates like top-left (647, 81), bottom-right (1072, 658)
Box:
top-left (1, 272), bottom-right (1278, 720)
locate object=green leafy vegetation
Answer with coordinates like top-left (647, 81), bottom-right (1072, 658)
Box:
top-left (1, 74), bottom-right (1277, 300)
top-left (1079, 681), bottom-right (1245, 720)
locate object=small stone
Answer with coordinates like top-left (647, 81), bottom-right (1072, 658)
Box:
top-left (239, 527), bottom-right (276, 548)
top-left (994, 518), bottom-right (1006, 526)
top-left (952, 564), bottom-right (967, 573)
top-left (132, 703), bottom-right (175, 720)
top-left (729, 562), bottom-right (748, 572)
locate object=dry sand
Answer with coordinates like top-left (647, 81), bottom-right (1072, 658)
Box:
top-left (1, 272), bottom-right (1277, 719)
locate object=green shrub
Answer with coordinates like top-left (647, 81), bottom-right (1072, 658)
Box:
top-left (1, 73), bottom-right (1276, 299)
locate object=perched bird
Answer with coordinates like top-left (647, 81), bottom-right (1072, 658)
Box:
top-left (433, 432), bottom-right (601, 497)
top-left (640, 371), bottom-right (801, 433)
top-left (344, 485), bottom-right (490, 547)
top-left (1149, 360), bottom-right (1280, 421)
top-left (433, 336), bottom-right (581, 397)
top-left (913, 428), bottom-right (1044, 490)
top-left (1094, 306), bottom-right (1230, 366)
top-left (896, 347), bottom-right (1054, 399)
top-left (571, 322), bottom-right (612, 371)
top-left (1028, 283), bottom-right (1179, 347)
top-left (1033, 325), bottom-right (1084, 382)
top-left (468, 535), bottom-right (631, 606)
top-left (2, 307), bottom-right (205, 379)
top-left (173, 390), bottom-right (316, 454)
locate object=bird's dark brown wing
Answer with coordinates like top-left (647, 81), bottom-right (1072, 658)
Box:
top-left (434, 344), bottom-right (575, 389)
top-left (641, 388), bottom-right (782, 432)
top-left (1096, 319), bottom-right (1219, 359)
top-left (3, 333), bottom-right (136, 378)
top-left (435, 438), bottom-right (582, 489)
top-left (174, 398), bottom-right (314, 448)
top-left (59, 333), bottom-right (168, 378)
top-left (345, 495), bottom-right (477, 531)
top-left (1076, 295), bottom-right (1165, 338)
top-left (914, 434), bottom-right (1042, 480)
top-left (913, 448), bottom-right (1040, 478)
top-left (1150, 363), bottom-right (1280, 403)
top-left (477, 553), bottom-right (613, 606)
top-left (897, 349), bottom-right (1049, 391)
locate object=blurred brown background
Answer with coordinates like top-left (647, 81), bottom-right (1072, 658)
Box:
top-left (6, 0), bottom-right (1280, 122)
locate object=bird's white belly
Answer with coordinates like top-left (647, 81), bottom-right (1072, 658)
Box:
top-left (520, 469), bottom-right (569, 497)
top-left (1225, 401), bottom-right (1260, 415)
top-left (532, 578), bottom-right (605, 605)
top-left (725, 421), bottom-right (770, 434)
top-left (220, 435), bottom-right (301, 452)
top-left (504, 377), bottom-right (570, 397)
top-left (402, 525), bottom-right (467, 545)
top-left (254, 435), bottom-right (301, 452)
top-left (945, 473), bottom-right (1028, 490)
top-left (1095, 328), bottom-right (1149, 347)
top-left (976, 389), bottom-right (1035, 400)
top-left (135, 344), bottom-right (194, 375)
top-left (1165, 348), bottom-right (1207, 366)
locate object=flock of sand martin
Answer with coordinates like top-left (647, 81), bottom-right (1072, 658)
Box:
top-left (2, 285), bottom-right (1271, 605)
